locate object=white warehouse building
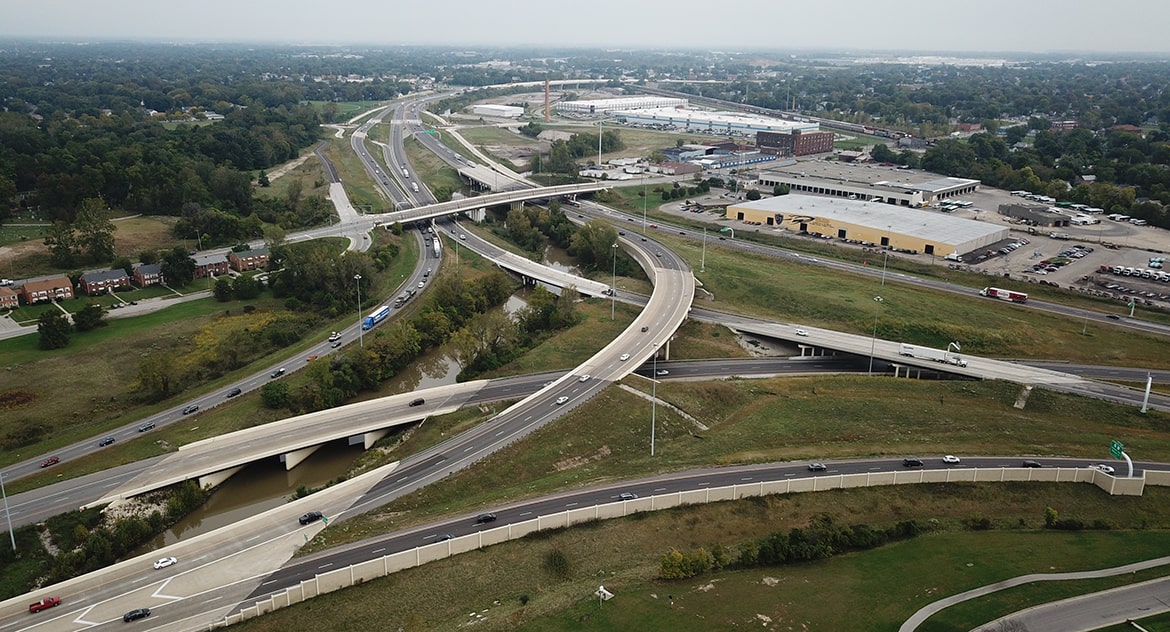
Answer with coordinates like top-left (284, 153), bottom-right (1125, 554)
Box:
top-left (471, 104), bottom-right (525, 118)
top-left (554, 96), bottom-right (687, 115)
top-left (617, 108), bottom-right (819, 136)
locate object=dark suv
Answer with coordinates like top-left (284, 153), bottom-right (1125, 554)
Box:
top-left (1022, 460), bottom-right (1043, 468)
top-left (902, 458), bottom-right (924, 467)
top-left (475, 513), bottom-right (497, 524)
top-left (123, 608), bottom-right (151, 622)
top-left (298, 511), bottom-right (324, 525)
top-left (181, 404), bottom-right (199, 415)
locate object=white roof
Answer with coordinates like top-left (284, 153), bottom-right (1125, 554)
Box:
top-left (730, 194), bottom-right (1006, 246)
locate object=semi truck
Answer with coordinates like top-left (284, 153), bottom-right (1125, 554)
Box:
top-left (898, 344), bottom-right (968, 367)
top-left (979, 287), bottom-right (1028, 303)
top-left (362, 306), bottom-right (391, 330)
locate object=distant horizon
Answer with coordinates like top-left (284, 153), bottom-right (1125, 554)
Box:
top-left (4, 0), bottom-right (1170, 56)
top-left (2, 38), bottom-right (1169, 63)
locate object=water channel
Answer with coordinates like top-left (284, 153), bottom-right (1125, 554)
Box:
top-left (146, 291), bottom-right (532, 549)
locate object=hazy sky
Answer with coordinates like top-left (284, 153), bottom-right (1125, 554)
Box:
top-left (5, 0), bottom-right (1169, 54)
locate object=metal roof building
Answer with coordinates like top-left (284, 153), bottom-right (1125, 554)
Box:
top-left (617, 108), bottom-right (818, 136)
top-left (554, 96), bottom-right (687, 115)
top-left (726, 194), bottom-right (1008, 257)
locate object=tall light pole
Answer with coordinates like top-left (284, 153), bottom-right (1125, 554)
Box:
top-left (642, 173), bottom-right (648, 234)
top-left (354, 274), bottom-right (363, 348)
top-left (0, 470), bottom-right (14, 551)
top-left (651, 343), bottom-right (659, 457)
top-left (868, 296), bottom-right (883, 375)
top-left (597, 119), bottom-right (603, 168)
top-left (611, 243), bottom-right (618, 321)
top-left (701, 227), bottom-right (707, 273)
top-left (882, 225), bottom-right (891, 286)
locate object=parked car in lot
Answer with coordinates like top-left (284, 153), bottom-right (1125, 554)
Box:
top-left (181, 404), bottom-right (199, 415)
top-left (475, 513), bottom-right (497, 524)
top-left (807, 462), bottom-right (827, 472)
top-left (298, 511), bottom-right (324, 525)
top-left (123, 608), bottom-right (151, 622)
top-left (40, 456), bottom-right (59, 468)
top-left (98, 436), bottom-right (116, 447)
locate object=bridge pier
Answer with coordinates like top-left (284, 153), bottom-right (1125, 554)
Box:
top-left (198, 465), bottom-right (244, 490)
top-left (281, 445), bottom-right (322, 470)
top-left (356, 429), bottom-right (390, 449)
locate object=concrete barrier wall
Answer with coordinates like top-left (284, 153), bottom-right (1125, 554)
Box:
top-left (213, 467), bottom-right (1152, 629)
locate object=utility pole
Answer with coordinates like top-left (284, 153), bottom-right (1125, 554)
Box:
top-left (354, 274), bottom-right (363, 347)
top-left (0, 470), bottom-right (15, 551)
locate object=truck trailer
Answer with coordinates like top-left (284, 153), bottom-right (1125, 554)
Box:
top-left (898, 344), bottom-right (968, 367)
top-left (979, 287), bottom-right (1028, 303)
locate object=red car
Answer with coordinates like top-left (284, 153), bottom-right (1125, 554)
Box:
top-left (40, 456), bottom-right (59, 468)
top-left (29, 597), bottom-right (61, 613)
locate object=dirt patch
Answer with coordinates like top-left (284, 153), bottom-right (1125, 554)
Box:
top-left (552, 444), bottom-right (612, 472)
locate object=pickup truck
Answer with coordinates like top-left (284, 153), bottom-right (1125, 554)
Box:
top-left (29, 597), bottom-right (61, 613)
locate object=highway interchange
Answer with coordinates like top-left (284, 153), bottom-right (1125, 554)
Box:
top-left (4, 92), bottom-right (1170, 630)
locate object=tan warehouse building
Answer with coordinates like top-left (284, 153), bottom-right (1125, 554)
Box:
top-left (726, 194), bottom-right (1008, 257)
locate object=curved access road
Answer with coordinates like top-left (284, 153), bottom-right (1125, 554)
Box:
top-left (900, 556), bottom-right (1170, 632)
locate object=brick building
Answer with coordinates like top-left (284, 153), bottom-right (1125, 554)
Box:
top-left (756, 129), bottom-right (835, 157)
top-left (228, 247), bottom-right (271, 272)
top-left (78, 269), bottom-right (132, 295)
top-left (0, 286), bottom-right (18, 310)
top-left (133, 263), bottom-right (164, 287)
top-left (193, 253), bottom-right (230, 279)
top-left (20, 276), bottom-right (74, 304)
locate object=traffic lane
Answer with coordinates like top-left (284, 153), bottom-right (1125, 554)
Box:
top-left (3, 459), bottom-right (161, 528)
top-left (254, 456), bottom-right (1156, 598)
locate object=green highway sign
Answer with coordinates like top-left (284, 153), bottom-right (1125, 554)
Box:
top-left (1110, 440), bottom-right (1124, 460)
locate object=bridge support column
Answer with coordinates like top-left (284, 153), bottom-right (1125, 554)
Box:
top-left (199, 465), bottom-right (244, 490)
top-left (662, 339), bottom-right (671, 361)
top-left (360, 429), bottom-right (390, 449)
top-left (281, 445), bottom-right (322, 470)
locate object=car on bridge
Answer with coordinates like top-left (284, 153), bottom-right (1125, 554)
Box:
top-left (298, 511), bottom-right (324, 525)
top-left (153, 556), bottom-right (177, 570)
top-left (795, 329), bottom-right (809, 337)
top-left (28, 597), bottom-right (60, 613)
top-left (619, 353), bottom-right (630, 361)
top-left (409, 398), bottom-right (425, 407)
top-left (123, 608), bottom-right (151, 622)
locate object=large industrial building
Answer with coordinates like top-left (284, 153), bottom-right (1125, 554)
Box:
top-left (616, 108), bottom-right (818, 136)
top-left (554, 96), bottom-right (687, 115)
top-left (756, 163), bottom-right (980, 207)
top-left (471, 104), bottom-right (524, 118)
top-left (725, 194), bottom-right (1008, 257)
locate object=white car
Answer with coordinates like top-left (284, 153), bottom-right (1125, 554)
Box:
top-left (1094, 464), bottom-right (1115, 474)
top-left (619, 353), bottom-right (630, 361)
top-left (794, 329), bottom-right (809, 337)
top-left (942, 455), bottom-right (961, 464)
top-left (655, 369), bottom-right (669, 376)
top-left (555, 396), bottom-right (569, 405)
top-left (578, 375), bottom-right (591, 382)
top-left (153, 556), bottom-right (177, 570)
top-left (459, 234), bottom-right (467, 240)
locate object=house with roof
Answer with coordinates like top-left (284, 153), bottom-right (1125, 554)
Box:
top-left (193, 253), bottom-right (230, 279)
top-left (20, 276), bottom-right (74, 304)
top-left (228, 247), bottom-right (271, 272)
top-left (79, 269), bottom-right (132, 295)
top-left (133, 263), bottom-right (164, 287)
top-left (0, 286), bottom-right (18, 310)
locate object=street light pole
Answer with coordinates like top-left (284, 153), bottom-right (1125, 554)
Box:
top-left (701, 227), bottom-right (707, 272)
top-left (354, 274), bottom-right (363, 348)
top-left (651, 344), bottom-right (658, 457)
top-left (0, 470), bottom-right (15, 551)
top-left (868, 296), bottom-right (883, 375)
top-left (611, 243), bottom-right (618, 321)
top-left (642, 173), bottom-right (648, 234)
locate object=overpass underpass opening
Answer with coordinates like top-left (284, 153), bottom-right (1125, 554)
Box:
top-left (133, 440), bottom-right (366, 552)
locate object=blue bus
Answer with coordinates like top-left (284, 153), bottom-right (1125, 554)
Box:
top-left (362, 306), bottom-right (391, 330)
